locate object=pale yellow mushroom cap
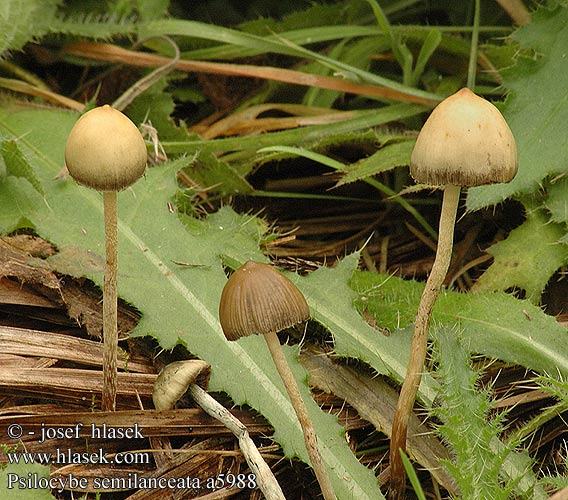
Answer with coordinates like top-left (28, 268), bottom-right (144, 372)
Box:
top-left (410, 88), bottom-right (518, 187)
top-left (64, 105), bottom-right (147, 191)
top-left (152, 360), bottom-right (211, 411)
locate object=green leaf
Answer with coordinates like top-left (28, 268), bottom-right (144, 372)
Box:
top-left (546, 176), bottom-right (568, 224)
top-left (294, 255), bottom-right (439, 404)
top-left (391, 35), bottom-right (414, 86)
top-left (49, 13), bottom-right (138, 39)
top-left (0, 462), bottom-right (55, 499)
top-left (258, 145), bottom-right (345, 171)
top-left (181, 25), bottom-right (382, 60)
top-left (351, 270), bottom-right (568, 379)
top-left (142, 18), bottom-right (440, 102)
top-left (473, 208), bottom-right (568, 301)
top-left (257, 144), bottom-right (437, 240)
top-left (1, 139), bottom-right (44, 194)
top-left (411, 29), bottom-right (442, 86)
top-left (0, 0), bottom-right (59, 57)
top-left (337, 139), bottom-right (415, 186)
top-left (431, 329), bottom-right (530, 500)
top-left (0, 154), bottom-right (5, 179)
top-left (163, 104), bottom-right (426, 155)
top-left (0, 105), bottom-right (381, 499)
top-left (0, 177), bottom-right (43, 233)
top-left (180, 23), bottom-right (500, 64)
top-left (467, 5), bottom-right (568, 209)
top-left (242, 338), bottom-right (384, 499)
top-left (364, 0), bottom-right (391, 34)
top-left (302, 39), bottom-right (349, 108)
top-left (351, 272), bottom-right (555, 498)
top-left (302, 259), bottom-right (545, 497)
top-left (400, 450), bottom-right (427, 500)
top-left (125, 78), bottom-right (189, 142)
top-left (187, 151), bottom-right (252, 195)
top-left (276, 2), bottom-right (356, 31)
top-left (536, 376), bottom-right (568, 405)
top-left (247, 190), bottom-right (374, 204)
top-left (135, 0), bottom-right (169, 21)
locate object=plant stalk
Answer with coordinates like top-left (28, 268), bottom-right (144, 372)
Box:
top-left (467, 0), bottom-right (482, 90)
top-left (102, 190), bottom-right (118, 411)
top-left (264, 331), bottom-right (336, 500)
top-left (494, 0), bottom-right (531, 26)
top-left (388, 184), bottom-right (460, 499)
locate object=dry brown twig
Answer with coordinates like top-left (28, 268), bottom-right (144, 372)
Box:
top-left (62, 41), bottom-right (440, 106)
top-left (495, 0), bottom-right (531, 26)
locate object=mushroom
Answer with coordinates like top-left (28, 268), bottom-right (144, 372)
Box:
top-left (219, 261), bottom-right (336, 500)
top-left (65, 105), bottom-right (147, 411)
top-left (152, 360), bottom-right (211, 412)
top-left (389, 87), bottom-right (517, 494)
top-left (153, 360), bottom-right (285, 500)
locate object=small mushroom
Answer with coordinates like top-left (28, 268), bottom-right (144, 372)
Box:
top-left (389, 88), bottom-right (518, 491)
top-left (65, 105), bottom-right (147, 411)
top-left (152, 360), bottom-right (211, 411)
top-left (153, 360), bottom-right (285, 500)
top-left (219, 261), bottom-right (335, 500)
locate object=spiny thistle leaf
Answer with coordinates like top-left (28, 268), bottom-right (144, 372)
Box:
top-left (0, 176), bottom-right (43, 233)
top-left (431, 328), bottom-right (531, 500)
top-left (1, 139), bottom-right (43, 194)
top-left (351, 270), bottom-right (549, 497)
top-left (0, 462), bottom-right (55, 499)
top-left (293, 254), bottom-right (439, 402)
top-left (337, 139), bottom-right (415, 186)
top-left (49, 13), bottom-right (138, 40)
top-left (472, 207), bottom-right (568, 302)
top-left (546, 176), bottom-right (568, 224)
top-left (351, 270), bottom-right (568, 379)
top-left (185, 151), bottom-right (253, 195)
top-left (467, 4), bottom-right (568, 209)
top-left (535, 375), bottom-right (568, 405)
top-left (0, 0), bottom-right (59, 58)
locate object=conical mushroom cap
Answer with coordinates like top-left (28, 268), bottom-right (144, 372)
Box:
top-left (410, 88), bottom-right (517, 187)
top-left (65, 105), bottom-right (147, 191)
top-left (219, 261), bottom-right (310, 341)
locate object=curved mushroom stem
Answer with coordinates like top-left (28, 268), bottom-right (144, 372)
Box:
top-left (188, 384), bottom-right (286, 500)
top-left (264, 331), bottom-right (336, 500)
top-left (102, 190), bottom-right (118, 411)
top-left (389, 184), bottom-right (460, 499)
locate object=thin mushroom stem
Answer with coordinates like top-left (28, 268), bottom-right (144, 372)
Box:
top-left (263, 331), bottom-right (336, 500)
top-left (389, 184), bottom-right (460, 499)
top-left (188, 384), bottom-right (285, 500)
top-left (102, 190), bottom-right (118, 411)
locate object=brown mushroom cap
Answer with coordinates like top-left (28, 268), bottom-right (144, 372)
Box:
top-left (410, 88), bottom-right (518, 187)
top-left (219, 261), bottom-right (310, 341)
top-left (64, 105), bottom-right (147, 191)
